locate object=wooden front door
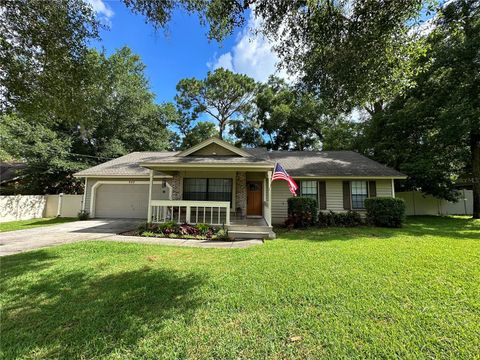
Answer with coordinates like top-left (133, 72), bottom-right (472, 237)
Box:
top-left (247, 181), bottom-right (263, 216)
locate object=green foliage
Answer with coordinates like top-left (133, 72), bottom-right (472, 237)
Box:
top-left (141, 231), bottom-right (157, 238)
top-left (175, 68), bottom-right (257, 140)
top-left (364, 197), bottom-right (406, 228)
top-left (77, 211), bottom-right (90, 221)
top-left (180, 122), bottom-right (218, 150)
top-left (195, 223), bottom-right (211, 236)
top-left (158, 221), bottom-right (179, 232)
top-left (1, 0), bottom-right (100, 119)
top-left (358, 0), bottom-right (479, 217)
top-left (318, 211), bottom-right (363, 228)
top-left (286, 197), bottom-right (318, 228)
top-left (1, 46), bottom-right (174, 193)
top-left (137, 222), bottom-right (226, 240)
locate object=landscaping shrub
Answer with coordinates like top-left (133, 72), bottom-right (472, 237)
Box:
top-left (77, 210), bottom-right (89, 220)
top-left (286, 197), bottom-right (318, 228)
top-left (364, 197), bottom-right (406, 228)
top-left (317, 210), bottom-right (363, 227)
top-left (196, 223), bottom-right (210, 235)
top-left (136, 222), bottom-right (227, 240)
top-left (158, 220), bottom-right (179, 235)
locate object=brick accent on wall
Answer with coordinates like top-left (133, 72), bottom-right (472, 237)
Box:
top-left (169, 172), bottom-right (183, 200)
top-left (235, 171), bottom-right (247, 217)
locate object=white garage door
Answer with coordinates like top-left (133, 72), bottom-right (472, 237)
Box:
top-left (95, 184), bottom-right (170, 219)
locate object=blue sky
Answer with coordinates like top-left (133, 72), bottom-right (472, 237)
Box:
top-left (88, 0), bottom-right (284, 104)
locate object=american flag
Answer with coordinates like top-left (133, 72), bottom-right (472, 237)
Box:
top-left (272, 163), bottom-right (299, 196)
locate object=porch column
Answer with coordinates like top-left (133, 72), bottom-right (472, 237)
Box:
top-left (266, 170), bottom-right (272, 226)
top-left (147, 169), bottom-right (153, 223)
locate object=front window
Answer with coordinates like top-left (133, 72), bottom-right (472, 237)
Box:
top-left (351, 181), bottom-right (368, 209)
top-left (301, 180), bottom-right (318, 201)
top-left (183, 178), bottom-right (232, 203)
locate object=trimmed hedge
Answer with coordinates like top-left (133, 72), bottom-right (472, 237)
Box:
top-left (364, 197), bottom-right (406, 228)
top-left (286, 197), bottom-right (318, 228)
top-left (318, 210), bottom-right (363, 227)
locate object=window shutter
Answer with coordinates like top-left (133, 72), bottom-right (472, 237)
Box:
top-left (342, 181), bottom-right (351, 210)
top-left (369, 181), bottom-right (377, 197)
top-left (318, 181), bottom-right (327, 210)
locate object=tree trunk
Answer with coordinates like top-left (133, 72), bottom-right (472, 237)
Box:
top-left (218, 119), bottom-right (226, 140)
top-left (472, 130), bottom-right (480, 219)
top-left (218, 124), bottom-right (224, 140)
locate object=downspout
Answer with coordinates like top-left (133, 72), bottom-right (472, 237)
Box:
top-left (82, 178), bottom-right (88, 211)
top-left (147, 169), bottom-right (153, 223)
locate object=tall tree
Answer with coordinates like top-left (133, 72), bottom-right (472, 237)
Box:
top-left (0, 0), bottom-right (100, 119)
top-left (180, 122), bottom-right (219, 150)
top-left (123, 1), bottom-right (430, 115)
top-left (360, 0), bottom-right (480, 217)
top-left (1, 47), bottom-right (175, 194)
top-left (233, 76), bottom-right (343, 150)
top-left (175, 68), bottom-right (257, 140)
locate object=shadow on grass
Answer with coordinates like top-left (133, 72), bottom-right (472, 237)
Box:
top-left (0, 249), bottom-right (58, 278)
top-left (1, 261), bottom-right (206, 359)
top-left (275, 216), bottom-right (480, 242)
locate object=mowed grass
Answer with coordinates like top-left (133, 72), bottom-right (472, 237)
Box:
top-left (0, 217), bottom-right (76, 233)
top-left (1, 216), bottom-right (479, 359)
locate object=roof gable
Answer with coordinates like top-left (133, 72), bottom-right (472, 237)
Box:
top-left (176, 137), bottom-right (252, 158)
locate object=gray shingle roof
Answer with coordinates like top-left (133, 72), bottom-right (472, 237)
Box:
top-left (142, 155), bottom-right (273, 165)
top-left (74, 152), bottom-right (176, 177)
top-left (75, 149), bottom-right (405, 178)
top-left (268, 151), bottom-right (405, 177)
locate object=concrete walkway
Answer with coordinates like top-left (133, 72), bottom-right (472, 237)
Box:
top-left (0, 219), bottom-right (263, 256)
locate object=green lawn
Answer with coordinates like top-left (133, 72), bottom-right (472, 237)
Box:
top-left (0, 217), bottom-right (77, 232)
top-left (1, 216), bottom-right (479, 359)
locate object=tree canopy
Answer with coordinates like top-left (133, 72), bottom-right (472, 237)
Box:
top-left (175, 68), bottom-right (257, 140)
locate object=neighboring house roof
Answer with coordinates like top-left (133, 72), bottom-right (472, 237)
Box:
top-left (74, 147), bottom-right (405, 178)
top-left (0, 162), bottom-right (27, 184)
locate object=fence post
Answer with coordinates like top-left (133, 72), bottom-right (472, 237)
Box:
top-left (57, 193), bottom-right (64, 217)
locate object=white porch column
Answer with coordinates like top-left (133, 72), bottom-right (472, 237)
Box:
top-left (391, 179), bottom-right (395, 198)
top-left (147, 169), bottom-right (153, 223)
top-left (266, 170), bottom-right (272, 226)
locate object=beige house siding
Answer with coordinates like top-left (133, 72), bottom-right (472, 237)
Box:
top-left (376, 179), bottom-right (394, 197)
top-left (271, 181), bottom-right (292, 224)
top-left (271, 178), bottom-right (395, 224)
top-left (325, 180), bottom-right (345, 212)
top-left (189, 143), bottom-right (239, 156)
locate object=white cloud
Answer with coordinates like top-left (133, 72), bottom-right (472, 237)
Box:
top-left (208, 12), bottom-right (290, 83)
top-left (213, 53), bottom-right (234, 71)
top-left (86, 0), bottom-right (114, 21)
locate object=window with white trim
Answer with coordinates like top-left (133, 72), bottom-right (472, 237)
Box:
top-left (351, 180), bottom-right (368, 209)
top-left (301, 180), bottom-right (318, 201)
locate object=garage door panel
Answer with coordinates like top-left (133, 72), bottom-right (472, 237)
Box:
top-left (95, 184), bottom-right (169, 219)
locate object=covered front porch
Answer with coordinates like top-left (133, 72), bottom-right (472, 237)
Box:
top-left (143, 167), bottom-right (275, 239)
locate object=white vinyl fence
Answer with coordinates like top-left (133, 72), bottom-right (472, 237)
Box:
top-left (0, 194), bottom-right (83, 222)
top-left (396, 190), bottom-right (473, 216)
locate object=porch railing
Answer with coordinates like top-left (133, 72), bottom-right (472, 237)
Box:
top-left (149, 200), bottom-right (230, 225)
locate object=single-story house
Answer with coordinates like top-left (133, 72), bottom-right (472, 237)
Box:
top-left (74, 137), bottom-right (406, 238)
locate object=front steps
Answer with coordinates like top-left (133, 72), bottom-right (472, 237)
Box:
top-left (227, 224), bottom-right (275, 240)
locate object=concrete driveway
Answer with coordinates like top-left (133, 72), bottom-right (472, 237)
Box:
top-left (0, 219), bottom-right (142, 257)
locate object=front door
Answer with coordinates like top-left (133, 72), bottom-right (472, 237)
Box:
top-left (247, 181), bottom-right (263, 216)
